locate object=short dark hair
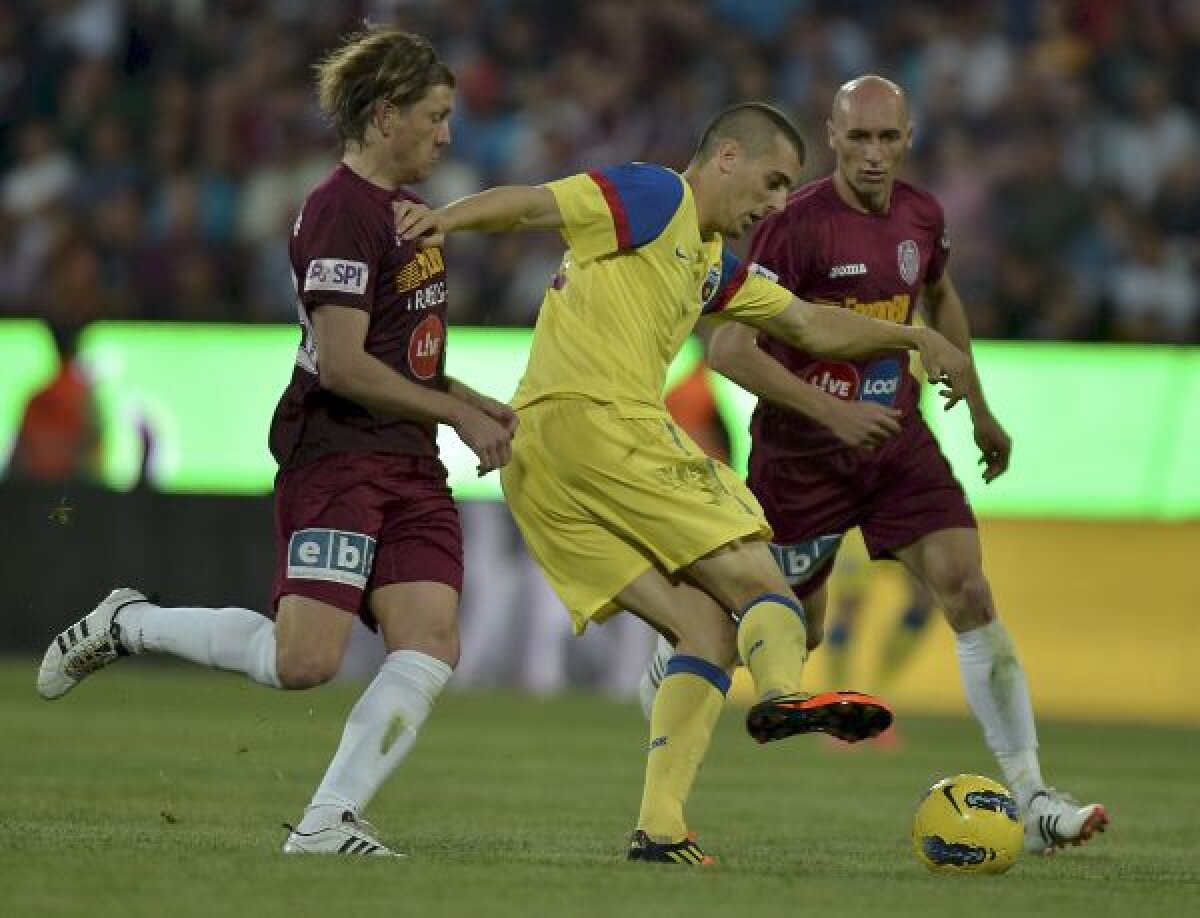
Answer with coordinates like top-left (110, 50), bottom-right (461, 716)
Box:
top-left (692, 102), bottom-right (806, 164)
top-left (315, 28), bottom-right (455, 146)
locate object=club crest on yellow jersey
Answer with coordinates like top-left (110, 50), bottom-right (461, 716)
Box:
top-left (700, 263), bottom-right (722, 307)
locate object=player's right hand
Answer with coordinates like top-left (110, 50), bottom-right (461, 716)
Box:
top-left (474, 394), bottom-right (519, 436)
top-left (915, 329), bottom-right (973, 408)
top-left (453, 406), bottom-right (514, 476)
top-left (820, 398), bottom-right (903, 450)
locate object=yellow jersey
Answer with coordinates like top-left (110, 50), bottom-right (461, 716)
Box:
top-left (510, 163), bottom-right (794, 417)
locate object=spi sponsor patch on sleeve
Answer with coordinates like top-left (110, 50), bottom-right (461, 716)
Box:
top-left (303, 258), bottom-right (369, 294)
top-left (287, 528), bottom-right (376, 589)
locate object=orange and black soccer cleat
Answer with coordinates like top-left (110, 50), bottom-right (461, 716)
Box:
top-left (627, 830), bottom-right (715, 866)
top-left (746, 690), bottom-right (893, 744)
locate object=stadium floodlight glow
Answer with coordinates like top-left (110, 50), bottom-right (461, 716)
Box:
top-left (0, 321), bottom-right (1194, 519)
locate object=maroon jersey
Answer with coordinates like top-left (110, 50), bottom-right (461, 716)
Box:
top-left (269, 165), bottom-right (450, 471)
top-left (748, 176), bottom-right (949, 459)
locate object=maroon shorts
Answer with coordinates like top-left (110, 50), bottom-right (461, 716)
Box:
top-left (271, 451), bottom-right (463, 628)
top-left (750, 415), bottom-right (976, 598)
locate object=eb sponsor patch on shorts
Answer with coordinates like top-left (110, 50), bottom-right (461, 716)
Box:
top-left (304, 258), bottom-right (369, 294)
top-left (287, 528), bottom-right (376, 589)
top-left (770, 534), bottom-right (844, 585)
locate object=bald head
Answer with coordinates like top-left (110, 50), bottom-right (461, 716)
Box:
top-left (827, 75), bottom-right (913, 213)
top-left (831, 75), bottom-right (909, 127)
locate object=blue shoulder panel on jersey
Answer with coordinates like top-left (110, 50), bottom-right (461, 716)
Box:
top-left (702, 247), bottom-right (748, 314)
top-left (587, 163), bottom-right (684, 249)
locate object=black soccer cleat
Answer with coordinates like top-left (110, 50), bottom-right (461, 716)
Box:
top-left (746, 690), bottom-right (893, 744)
top-left (627, 830), bottom-right (715, 866)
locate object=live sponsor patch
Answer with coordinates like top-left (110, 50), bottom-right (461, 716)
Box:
top-left (805, 361), bottom-right (860, 400)
top-left (287, 528), bottom-right (376, 589)
top-left (408, 314), bottom-right (445, 380)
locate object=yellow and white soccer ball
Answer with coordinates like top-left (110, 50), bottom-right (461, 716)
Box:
top-left (912, 774), bottom-right (1023, 874)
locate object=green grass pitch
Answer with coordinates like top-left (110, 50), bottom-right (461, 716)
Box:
top-left (4, 659), bottom-right (1197, 917)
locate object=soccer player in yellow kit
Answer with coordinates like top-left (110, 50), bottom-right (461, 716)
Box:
top-left (397, 103), bottom-right (972, 864)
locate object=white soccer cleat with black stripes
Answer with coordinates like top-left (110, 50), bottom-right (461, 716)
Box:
top-left (37, 588), bottom-right (146, 700)
top-left (1023, 788), bottom-right (1109, 854)
top-left (282, 810), bottom-right (403, 857)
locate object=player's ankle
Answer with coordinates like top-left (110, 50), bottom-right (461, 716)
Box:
top-left (296, 802), bottom-right (353, 833)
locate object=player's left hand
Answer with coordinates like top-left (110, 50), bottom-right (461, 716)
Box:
top-left (972, 412), bottom-right (1011, 483)
top-left (393, 200), bottom-right (445, 248)
top-left (915, 329), bottom-right (972, 407)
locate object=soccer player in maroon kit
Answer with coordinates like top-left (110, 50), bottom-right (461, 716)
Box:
top-left (37, 29), bottom-right (515, 857)
top-left (642, 76), bottom-right (1108, 854)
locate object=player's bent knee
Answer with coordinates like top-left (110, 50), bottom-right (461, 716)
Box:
top-left (675, 613), bottom-right (737, 669)
top-left (275, 649), bottom-right (341, 690)
top-left (729, 563), bottom-right (792, 608)
top-left (941, 572), bottom-right (995, 631)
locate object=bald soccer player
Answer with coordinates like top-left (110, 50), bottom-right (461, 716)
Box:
top-left (640, 76), bottom-right (1108, 856)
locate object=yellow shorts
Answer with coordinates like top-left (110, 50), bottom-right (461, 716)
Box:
top-left (500, 399), bottom-right (772, 632)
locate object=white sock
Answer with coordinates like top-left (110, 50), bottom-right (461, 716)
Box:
top-left (954, 620), bottom-right (1043, 805)
top-left (117, 601), bottom-right (280, 688)
top-left (300, 650), bottom-right (452, 826)
top-left (995, 749), bottom-right (1046, 809)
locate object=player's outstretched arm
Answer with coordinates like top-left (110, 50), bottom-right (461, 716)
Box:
top-left (446, 377), bottom-right (518, 435)
top-left (923, 271), bottom-right (1012, 482)
top-left (395, 186), bottom-right (563, 243)
top-left (312, 305), bottom-right (512, 474)
top-left (704, 320), bottom-right (901, 450)
top-left (753, 297), bottom-right (974, 404)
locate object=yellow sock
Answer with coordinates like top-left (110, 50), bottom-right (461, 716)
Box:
top-left (636, 656), bottom-right (729, 842)
top-left (737, 593), bottom-right (808, 700)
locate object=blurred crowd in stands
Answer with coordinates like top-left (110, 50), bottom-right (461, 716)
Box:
top-left (1, 0), bottom-right (1197, 342)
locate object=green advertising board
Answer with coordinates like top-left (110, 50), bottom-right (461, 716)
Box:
top-left (0, 321), bottom-right (1195, 518)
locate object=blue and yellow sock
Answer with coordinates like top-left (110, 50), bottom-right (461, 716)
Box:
top-left (826, 616), bottom-right (853, 688)
top-left (876, 601), bottom-right (933, 690)
top-left (636, 655), bottom-right (730, 842)
top-left (737, 592), bottom-right (808, 701)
